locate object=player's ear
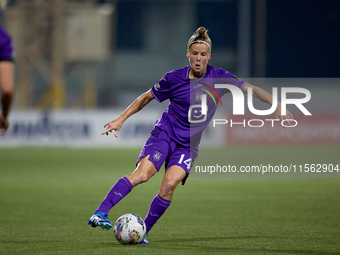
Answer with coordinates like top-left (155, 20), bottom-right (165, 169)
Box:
top-left (208, 53), bottom-right (211, 60)
top-left (186, 51), bottom-right (190, 58)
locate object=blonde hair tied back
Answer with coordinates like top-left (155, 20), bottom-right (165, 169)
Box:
top-left (187, 27), bottom-right (212, 51)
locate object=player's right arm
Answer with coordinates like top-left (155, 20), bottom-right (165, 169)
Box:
top-left (0, 61), bottom-right (15, 134)
top-left (0, 26), bottom-right (15, 134)
top-left (101, 89), bottom-right (155, 137)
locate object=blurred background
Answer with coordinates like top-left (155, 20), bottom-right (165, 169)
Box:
top-left (0, 0), bottom-right (339, 147)
top-left (1, 3), bottom-right (339, 253)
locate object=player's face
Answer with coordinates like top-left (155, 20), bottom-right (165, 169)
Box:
top-left (187, 43), bottom-right (211, 78)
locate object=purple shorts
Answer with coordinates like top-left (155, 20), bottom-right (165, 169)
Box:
top-left (137, 127), bottom-right (198, 183)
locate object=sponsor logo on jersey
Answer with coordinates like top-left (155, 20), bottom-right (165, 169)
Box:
top-left (233, 75), bottom-right (242, 82)
top-left (154, 83), bottom-right (160, 91)
top-left (198, 83), bottom-right (223, 106)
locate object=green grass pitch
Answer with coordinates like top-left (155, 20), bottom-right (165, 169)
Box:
top-left (0, 146), bottom-right (339, 255)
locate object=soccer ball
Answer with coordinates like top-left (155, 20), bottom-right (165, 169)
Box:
top-left (113, 213), bottom-right (146, 244)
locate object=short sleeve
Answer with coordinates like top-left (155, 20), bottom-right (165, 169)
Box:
top-left (224, 71), bottom-right (246, 90)
top-left (0, 41), bottom-right (15, 61)
top-left (151, 73), bottom-right (172, 102)
top-left (0, 26), bottom-right (15, 61)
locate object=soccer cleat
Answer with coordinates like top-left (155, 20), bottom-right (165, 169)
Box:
top-left (88, 211), bottom-right (113, 230)
top-left (139, 233), bottom-right (149, 244)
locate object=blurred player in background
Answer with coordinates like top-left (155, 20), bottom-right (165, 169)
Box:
top-left (89, 27), bottom-right (293, 243)
top-left (0, 24), bottom-right (15, 134)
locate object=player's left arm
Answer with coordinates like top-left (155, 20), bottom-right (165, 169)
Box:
top-left (242, 83), bottom-right (293, 123)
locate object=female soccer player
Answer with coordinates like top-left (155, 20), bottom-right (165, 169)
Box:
top-left (89, 27), bottom-right (293, 243)
top-left (0, 25), bottom-right (15, 134)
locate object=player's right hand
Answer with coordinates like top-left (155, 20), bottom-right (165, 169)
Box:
top-left (101, 119), bottom-right (122, 137)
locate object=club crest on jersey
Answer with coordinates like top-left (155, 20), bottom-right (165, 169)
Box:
top-left (195, 91), bottom-right (202, 102)
top-left (153, 151), bottom-right (162, 161)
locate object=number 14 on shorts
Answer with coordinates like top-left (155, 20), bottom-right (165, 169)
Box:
top-left (178, 154), bottom-right (192, 170)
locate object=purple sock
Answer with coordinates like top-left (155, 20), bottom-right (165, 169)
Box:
top-left (144, 194), bottom-right (172, 233)
top-left (96, 176), bottom-right (133, 214)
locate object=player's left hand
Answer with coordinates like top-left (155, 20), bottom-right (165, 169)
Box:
top-left (275, 107), bottom-right (294, 127)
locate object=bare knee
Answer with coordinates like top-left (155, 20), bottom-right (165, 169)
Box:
top-left (159, 166), bottom-right (186, 200)
top-left (126, 158), bottom-right (157, 187)
top-left (159, 180), bottom-right (177, 198)
top-left (126, 171), bottom-right (151, 187)
top-left (136, 171), bottom-right (154, 185)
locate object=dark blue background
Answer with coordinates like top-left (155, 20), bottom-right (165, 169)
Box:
top-left (266, 0), bottom-right (340, 77)
top-left (105, 0), bottom-right (340, 77)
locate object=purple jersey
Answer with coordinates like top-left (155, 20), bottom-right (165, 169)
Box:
top-left (151, 65), bottom-right (246, 148)
top-left (0, 26), bottom-right (15, 61)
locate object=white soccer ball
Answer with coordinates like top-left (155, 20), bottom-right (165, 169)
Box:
top-left (113, 213), bottom-right (146, 244)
